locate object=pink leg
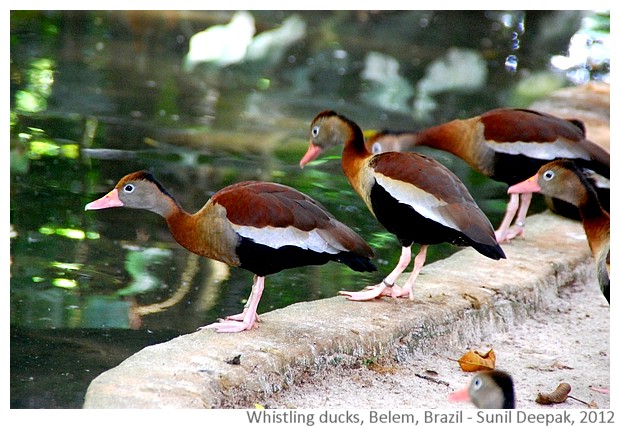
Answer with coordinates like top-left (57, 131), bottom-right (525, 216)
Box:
top-left (200, 275), bottom-right (265, 333)
top-left (221, 287), bottom-right (260, 322)
top-left (339, 246), bottom-right (412, 301)
top-left (504, 192), bottom-right (531, 241)
top-left (223, 307), bottom-right (260, 322)
top-left (495, 193), bottom-right (519, 243)
top-left (399, 244), bottom-right (428, 300)
top-left (223, 310), bottom-right (249, 322)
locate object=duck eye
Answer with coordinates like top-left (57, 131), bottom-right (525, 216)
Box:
top-left (542, 170), bottom-right (555, 181)
top-left (123, 184), bottom-right (135, 193)
top-left (311, 125), bottom-right (320, 138)
top-left (371, 142), bottom-right (382, 154)
top-left (472, 377), bottom-right (483, 390)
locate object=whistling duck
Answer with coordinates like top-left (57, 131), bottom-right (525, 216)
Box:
top-left (448, 370), bottom-right (515, 409)
top-left (508, 160), bottom-right (610, 303)
top-left (364, 108), bottom-right (610, 243)
top-left (300, 111), bottom-right (505, 301)
top-left (85, 171), bottom-right (376, 332)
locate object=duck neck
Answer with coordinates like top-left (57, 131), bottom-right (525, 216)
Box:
top-left (571, 175), bottom-right (607, 221)
top-left (167, 208), bottom-right (207, 253)
top-left (416, 121), bottom-right (464, 153)
top-left (580, 194), bottom-right (606, 217)
top-left (341, 118), bottom-right (370, 180)
top-left (579, 194), bottom-right (610, 234)
top-left (570, 179), bottom-right (609, 255)
top-left (152, 194), bottom-right (198, 254)
top-left (418, 119), bottom-right (490, 173)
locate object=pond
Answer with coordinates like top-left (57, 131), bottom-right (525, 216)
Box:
top-left (9, 10), bottom-right (609, 408)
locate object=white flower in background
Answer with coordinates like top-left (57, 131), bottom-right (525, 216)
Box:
top-left (417, 48), bottom-right (488, 95)
top-left (361, 51), bottom-right (414, 113)
top-left (245, 14), bottom-right (306, 65)
top-left (184, 12), bottom-right (308, 71)
top-left (184, 11), bottom-right (255, 70)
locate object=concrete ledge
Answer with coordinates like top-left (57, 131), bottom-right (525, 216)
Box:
top-left (83, 212), bottom-right (594, 408)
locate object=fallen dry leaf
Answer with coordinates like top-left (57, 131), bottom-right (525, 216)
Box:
top-left (536, 382), bottom-right (572, 404)
top-left (456, 349), bottom-right (496, 372)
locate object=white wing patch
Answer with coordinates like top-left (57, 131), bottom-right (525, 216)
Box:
top-left (485, 139), bottom-right (591, 160)
top-left (232, 224), bottom-right (346, 254)
top-left (374, 173), bottom-right (460, 230)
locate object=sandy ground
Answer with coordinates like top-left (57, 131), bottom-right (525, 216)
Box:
top-left (262, 277), bottom-right (611, 410)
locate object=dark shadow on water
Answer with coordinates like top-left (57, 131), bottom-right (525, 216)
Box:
top-left (10, 327), bottom-right (179, 408)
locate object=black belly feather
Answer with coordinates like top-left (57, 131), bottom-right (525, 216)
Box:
top-left (370, 182), bottom-right (504, 260)
top-left (236, 236), bottom-right (376, 277)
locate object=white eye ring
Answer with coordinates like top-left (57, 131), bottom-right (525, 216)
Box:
top-left (311, 125), bottom-right (320, 138)
top-left (542, 170), bottom-right (555, 181)
top-left (123, 184), bottom-right (135, 193)
top-left (472, 377), bottom-right (483, 391)
top-left (371, 142), bottom-right (382, 154)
